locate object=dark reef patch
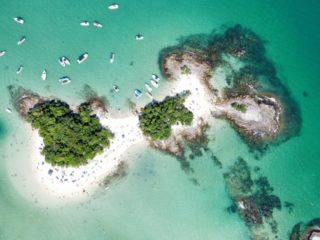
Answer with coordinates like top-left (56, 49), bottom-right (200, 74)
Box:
top-left (289, 218), bottom-right (320, 240)
top-left (102, 161), bottom-right (128, 188)
top-left (224, 157), bottom-right (282, 239)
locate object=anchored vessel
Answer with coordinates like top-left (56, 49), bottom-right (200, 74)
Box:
top-left (110, 52), bottom-right (115, 63)
top-left (80, 21), bottom-right (90, 26)
top-left (58, 76), bottom-right (71, 85)
top-left (0, 50), bottom-right (6, 57)
top-left (108, 4), bottom-right (119, 10)
top-left (17, 65), bottom-right (24, 74)
top-left (41, 70), bottom-right (47, 81)
top-left (135, 34), bottom-right (144, 40)
top-left (17, 36), bottom-right (26, 45)
top-left (77, 53), bottom-right (88, 64)
top-left (13, 17), bottom-right (25, 24)
top-left (93, 21), bottom-right (103, 28)
top-left (134, 89), bottom-right (142, 98)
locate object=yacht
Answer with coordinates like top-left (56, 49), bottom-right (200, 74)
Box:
top-left (110, 52), bottom-right (115, 63)
top-left (17, 65), bottom-right (23, 74)
top-left (77, 53), bottom-right (88, 64)
top-left (41, 69), bottom-right (47, 81)
top-left (0, 50), bottom-right (6, 57)
top-left (6, 108), bottom-right (12, 113)
top-left (151, 74), bottom-right (160, 82)
top-left (146, 91), bottom-right (153, 100)
top-left (93, 21), bottom-right (103, 28)
top-left (134, 89), bottom-right (142, 98)
top-left (108, 4), bottom-right (119, 10)
top-left (113, 84), bottom-right (120, 92)
top-left (145, 83), bottom-right (152, 92)
top-left (135, 34), bottom-right (144, 40)
top-left (150, 79), bottom-right (159, 88)
top-left (17, 36), bottom-right (26, 45)
top-left (13, 17), bottom-right (25, 24)
top-left (80, 21), bottom-right (90, 26)
top-left (59, 76), bottom-right (71, 85)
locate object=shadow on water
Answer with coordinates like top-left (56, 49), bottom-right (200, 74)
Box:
top-left (158, 24), bottom-right (302, 153)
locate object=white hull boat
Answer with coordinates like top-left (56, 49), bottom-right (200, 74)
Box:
top-left (151, 74), bottom-right (160, 82)
top-left (77, 53), bottom-right (88, 64)
top-left (150, 79), bottom-right (159, 88)
top-left (17, 65), bottom-right (23, 74)
top-left (135, 34), bottom-right (144, 40)
top-left (113, 84), bottom-right (120, 92)
top-left (6, 108), bottom-right (12, 113)
top-left (93, 21), bottom-right (103, 27)
top-left (17, 36), bottom-right (26, 45)
top-left (0, 51), bottom-right (6, 57)
top-left (110, 52), bottom-right (115, 63)
top-left (145, 83), bottom-right (152, 92)
top-left (108, 4), bottom-right (119, 10)
top-left (59, 76), bottom-right (71, 85)
top-left (41, 69), bottom-right (47, 80)
top-left (134, 89), bottom-right (142, 98)
top-left (80, 21), bottom-right (90, 26)
top-left (13, 17), bottom-right (25, 24)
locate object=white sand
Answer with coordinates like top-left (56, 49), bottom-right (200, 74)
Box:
top-left (29, 73), bottom-right (215, 201)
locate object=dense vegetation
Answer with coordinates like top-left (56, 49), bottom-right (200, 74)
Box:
top-left (231, 102), bottom-right (247, 113)
top-left (27, 100), bottom-right (114, 167)
top-left (139, 92), bottom-right (193, 140)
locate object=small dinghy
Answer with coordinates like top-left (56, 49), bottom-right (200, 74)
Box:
top-left (110, 52), bottom-right (115, 63)
top-left (6, 108), bottom-right (12, 113)
top-left (41, 69), bottom-right (47, 81)
top-left (135, 34), bottom-right (144, 40)
top-left (145, 83), bottom-right (152, 92)
top-left (80, 21), bottom-right (90, 26)
top-left (13, 17), bottom-right (25, 24)
top-left (134, 89), bottom-right (142, 98)
top-left (108, 4), bottom-right (119, 10)
top-left (93, 21), bottom-right (103, 28)
top-left (17, 36), bottom-right (26, 45)
top-left (151, 74), bottom-right (160, 82)
top-left (59, 76), bottom-right (71, 85)
top-left (113, 84), bottom-right (120, 92)
top-left (77, 53), bottom-right (88, 64)
top-left (17, 65), bottom-right (23, 74)
top-left (150, 79), bottom-right (159, 88)
top-left (0, 50), bottom-right (6, 57)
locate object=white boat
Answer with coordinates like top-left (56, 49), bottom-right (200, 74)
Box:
top-left (151, 74), bottom-right (160, 82)
top-left (13, 17), bottom-right (25, 24)
top-left (93, 21), bottom-right (103, 28)
top-left (108, 4), bottom-right (119, 10)
top-left (5, 108), bottom-right (12, 113)
top-left (146, 91), bottom-right (153, 100)
top-left (41, 69), bottom-right (47, 81)
top-left (135, 34), bottom-right (144, 40)
top-left (0, 51), bottom-right (6, 57)
top-left (80, 21), bottom-right (90, 26)
top-left (150, 79), bottom-right (159, 88)
top-left (113, 84), bottom-right (120, 92)
top-left (17, 36), bottom-right (26, 45)
top-left (63, 56), bottom-right (71, 66)
top-left (17, 65), bottom-right (23, 74)
top-left (77, 53), bottom-right (88, 64)
top-left (145, 83), bottom-right (152, 92)
top-left (59, 76), bottom-right (71, 85)
top-left (134, 89), bottom-right (142, 98)
top-left (110, 52), bottom-right (115, 63)
top-left (59, 57), bottom-right (66, 67)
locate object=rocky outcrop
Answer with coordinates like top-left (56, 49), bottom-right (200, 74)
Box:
top-left (213, 95), bottom-right (282, 143)
top-left (290, 218), bottom-right (320, 240)
top-left (15, 93), bottom-right (44, 118)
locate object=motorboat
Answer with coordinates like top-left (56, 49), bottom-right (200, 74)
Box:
top-left (146, 91), bottom-right (153, 100)
top-left (151, 74), bottom-right (160, 82)
top-left (77, 53), bottom-right (88, 64)
top-left (80, 21), bottom-right (90, 26)
top-left (134, 89), bottom-right (142, 98)
top-left (93, 21), bottom-right (103, 28)
top-left (108, 4), bottom-right (119, 10)
top-left (41, 69), bottom-right (47, 80)
top-left (135, 34), bottom-right (144, 40)
top-left (6, 108), bottom-right (12, 113)
top-left (17, 65), bottom-right (23, 74)
top-left (13, 17), bottom-right (25, 24)
top-left (150, 79), bottom-right (159, 88)
top-left (113, 84), bottom-right (120, 92)
top-left (59, 57), bottom-right (66, 67)
top-left (63, 56), bottom-right (71, 66)
top-left (0, 50), bottom-right (6, 57)
top-left (59, 76), bottom-right (71, 85)
top-left (145, 83), bottom-right (152, 92)
top-left (17, 36), bottom-right (26, 45)
top-left (110, 52), bottom-right (115, 63)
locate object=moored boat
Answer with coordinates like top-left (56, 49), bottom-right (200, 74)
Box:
top-left (5, 108), bottom-right (12, 113)
top-left (110, 52), bottom-right (115, 63)
top-left (150, 79), bottom-right (159, 88)
top-left (113, 84), bottom-right (120, 92)
top-left (59, 57), bottom-right (66, 67)
top-left (63, 56), bottom-right (71, 66)
top-left (13, 17), bottom-right (25, 24)
top-left (77, 53), bottom-right (88, 64)
top-left (17, 65), bottom-right (23, 74)
top-left (134, 89), bottom-right (142, 98)
top-left (108, 4), bottom-right (119, 10)
top-left (0, 50), bottom-right (6, 57)
top-left (146, 91), bottom-right (153, 100)
top-left (59, 76), bottom-right (71, 85)
top-left (80, 21), bottom-right (90, 26)
top-left (145, 83), bottom-right (152, 92)
top-left (135, 34), bottom-right (144, 40)
top-left (17, 36), bottom-right (26, 45)
top-left (41, 69), bottom-right (47, 80)
top-left (93, 21), bottom-right (103, 28)
top-left (151, 74), bottom-right (160, 82)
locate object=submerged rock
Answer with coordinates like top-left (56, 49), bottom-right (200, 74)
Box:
top-left (290, 218), bottom-right (320, 240)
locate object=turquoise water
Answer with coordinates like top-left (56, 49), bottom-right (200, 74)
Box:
top-left (1, 0), bottom-right (320, 239)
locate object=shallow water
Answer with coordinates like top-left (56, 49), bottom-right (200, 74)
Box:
top-left (0, 0), bottom-right (320, 239)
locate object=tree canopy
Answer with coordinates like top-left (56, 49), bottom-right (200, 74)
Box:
top-left (27, 100), bottom-right (114, 167)
top-left (139, 92), bottom-right (193, 140)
